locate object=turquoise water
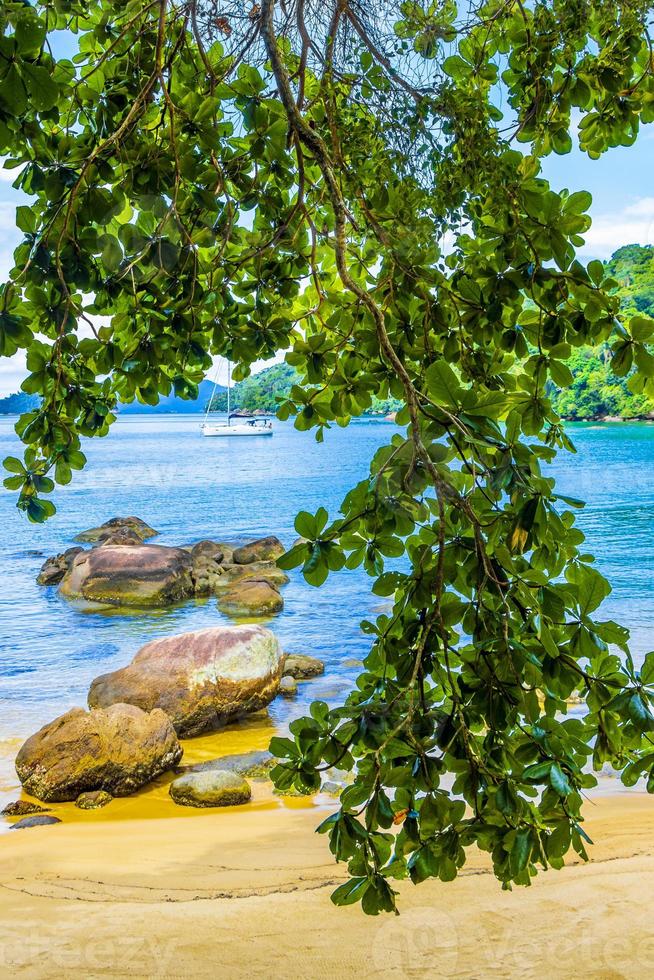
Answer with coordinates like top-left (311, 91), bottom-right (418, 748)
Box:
top-left (0, 416), bottom-right (653, 803)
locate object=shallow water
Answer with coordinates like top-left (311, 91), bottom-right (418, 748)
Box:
top-left (0, 415), bottom-right (652, 822)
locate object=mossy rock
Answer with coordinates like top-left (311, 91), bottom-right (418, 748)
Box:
top-left (169, 770), bottom-right (251, 808)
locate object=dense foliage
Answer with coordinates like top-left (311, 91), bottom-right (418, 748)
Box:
top-left (3, 0), bottom-right (654, 914)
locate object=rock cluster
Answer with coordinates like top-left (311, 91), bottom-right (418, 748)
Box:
top-left (13, 519), bottom-right (333, 817)
top-left (38, 518), bottom-right (288, 617)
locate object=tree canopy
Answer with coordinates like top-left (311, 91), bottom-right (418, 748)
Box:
top-left (3, 0), bottom-right (654, 914)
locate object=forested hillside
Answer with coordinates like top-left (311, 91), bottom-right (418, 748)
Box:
top-left (207, 363), bottom-right (401, 416)
top-left (549, 244), bottom-right (654, 419)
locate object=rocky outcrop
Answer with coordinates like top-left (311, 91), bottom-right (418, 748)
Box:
top-left (15, 704), bottom-right (182, 802)
top-left (88, 625), bottom-right (284, 737)
top-left (9, 814), bottom-right (61, 830)
top-left (1, 800), bottom-right (50, 816)
top-left (169, 770), bottom-right (251, 808)
top-left (75, 516), bottom-right (158, 543)
top-left (232, 536), bottom-right (285, 565)
top-left (217, 580), bottom-right (284, 617)
top-left (59, 544), bottom-right (194, 606)
top-left (37, 547), bottom-right (84, 586)
top-left (282, 654), bottom-right (325, 679)
top-left (75, 790), bottom-right (113, 810)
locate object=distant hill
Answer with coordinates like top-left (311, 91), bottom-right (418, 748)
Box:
top-left (0, 380), bottom-right (224, 415)
top-left (606, 244), bottom-right (654, 317)
top-left (0, 392), bottom-right (39, 414)
top-left (118, 379), bottom-right (223, 414)
top-left (208, 363), bottom-right (298, 413)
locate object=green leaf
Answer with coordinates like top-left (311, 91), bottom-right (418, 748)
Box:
top-left (424, 360), bottom-right (462, 407)
top-left (330, 877), bottom-right (369, 906)
top-left (550, 763), bottom-right (571, 797)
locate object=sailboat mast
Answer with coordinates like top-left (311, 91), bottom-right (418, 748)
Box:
top-left (227, 361), bottom-right (231, 426)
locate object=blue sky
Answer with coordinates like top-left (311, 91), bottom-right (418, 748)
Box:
top-left (0, 125), bottom-right (653, 394)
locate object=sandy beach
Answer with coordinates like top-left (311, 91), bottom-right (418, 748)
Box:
top-left (1, 792), bottom-right (653, 979)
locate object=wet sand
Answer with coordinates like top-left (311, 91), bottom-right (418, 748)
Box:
top-left (1, 793), bottom-right (653, 978)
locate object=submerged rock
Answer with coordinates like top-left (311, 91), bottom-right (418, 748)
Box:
top-left (217, 580), bottom-right (284, 617)
top-left (75, 789), bottom-right (113, 810)
top-left (182, 750), bottom-right (274, 779)
top-left (59, 543), bottom-right (194, 606)
top-left (217, 562), bottom-right (290, 589)
top-left (169, 770), bottom-right (251, 808)
top-left (74, 516), bottom-right (158, 543)
top-left (279, 675), bottom-right (298, 697)
top-left (15, 704), bottom-right (182, 802)
top-left (37, 547), bottom-right (84, 586)
top-left (9, 814), bottom-right (61, 830)
top-left (282, 654), bottom-right (325, 679)
top-left (232, 536), bottom-right (285, 565)
top-left (1, 800), bottom-right (50, 817)
top-left (88, 624), bottom-right (284, 737)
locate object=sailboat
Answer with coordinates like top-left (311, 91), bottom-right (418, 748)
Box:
top-left (200, 361), bottom-right (273, 437)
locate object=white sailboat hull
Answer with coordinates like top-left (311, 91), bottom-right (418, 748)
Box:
top-left (201, 422), bottom-right (273, 437)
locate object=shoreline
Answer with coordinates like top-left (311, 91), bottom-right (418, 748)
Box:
top-left (1, 792), bottom-right (653, 977)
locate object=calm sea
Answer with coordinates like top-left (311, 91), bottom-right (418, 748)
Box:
top-left (1, 415), bottom-right (652, 809)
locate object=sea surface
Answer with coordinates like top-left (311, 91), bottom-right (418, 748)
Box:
top-left (0, 415), bottom-right (653, 815)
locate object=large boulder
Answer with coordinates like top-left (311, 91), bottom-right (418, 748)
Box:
top-left (88, 625), bottom-right (284, 737)
top-left (59, 543), bottom-right (194, 606)
top-left (169, 770), bottom-right (251, 808)
top-left (74, 516), bottom-right (158, 544)
top-left (15, 704), bottom-right (182, 802)
top-left (37, 547), bottom-right (84, 586)
top-left (232, 536), bottom-right (285, 565)
top-left (217, 580), bottom-right (284, 617)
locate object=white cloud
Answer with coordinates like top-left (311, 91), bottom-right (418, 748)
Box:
top-left (623, 197), bottom-right (654, 217)
top-left (0, 352), bottom-right (27, 397)
top-left (578, 196), bottom-right (654, 259)
top-left (0, 165), bottom-right (23, 184)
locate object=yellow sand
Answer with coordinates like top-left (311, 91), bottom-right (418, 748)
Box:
top-left (1, 792), bottom-right (653, 978)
